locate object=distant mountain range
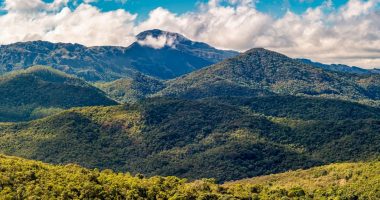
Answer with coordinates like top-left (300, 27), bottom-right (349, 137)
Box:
top-left (297, 58), bottom-right (380, 75)
top-left (0, 29), bottom-right (238, 81)
top-left (2, 29), bottom-right (378, 82)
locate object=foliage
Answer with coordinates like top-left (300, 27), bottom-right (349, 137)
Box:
top-left (0, 97), bottom-right (379, 182)
top-left (96, 73), bottom-right (166, 103)
top-left (157, 48), bottom-right (380, 102)
top-left (0, 66), bottom-right (117, 122)
top-left (0, 154), bottom-right (378, 199)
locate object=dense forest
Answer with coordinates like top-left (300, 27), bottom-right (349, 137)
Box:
top-left (0, 66), bottom-right (116, 122)
top-left (0, 96), bottom-right (379, 183)
top-left (157, 48), bottom-right (380, 101)
top-left (0, 154), bottom-right (378, 199)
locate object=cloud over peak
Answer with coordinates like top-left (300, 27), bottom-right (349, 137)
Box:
top-left (137, 34), bottom-right (176, 49)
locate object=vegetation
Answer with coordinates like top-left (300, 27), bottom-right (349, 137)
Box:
top-left (1, 46), bottom-right (380, 198)
top-left (0, 154), bottom-right (378, 199)
top-left (225, 161), bottom-right (380, 199)
top-left (0, 96), bottom-right (379, 182)
top-left (96, 73), bottom-right (166, 103)
top-left (157, 48), bottom-right (380, 102)
top-left (0, 66), bottom-right (116, 122)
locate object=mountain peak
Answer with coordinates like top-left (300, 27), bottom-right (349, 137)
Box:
top-left (244, 48), bottom-right (287, 57)
top-left (136, 29), bottom-right (188, 43)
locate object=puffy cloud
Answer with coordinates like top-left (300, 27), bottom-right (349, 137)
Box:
top-left (136, 2), bottom-right (273, 51)
top-left (0, 0), bottom-right (379, 68)
top-left (0, 0), bottom-right (137, 46)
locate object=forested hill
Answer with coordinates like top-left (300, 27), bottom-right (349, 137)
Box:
top-left (0, 154), bottom-right (378, 199)
top-left (0, 66), bottom-right (116, 122)
top-left (96, 72), bottom-right (166, 103)
top-left (0, 97), bottom-right (379, 182)
top-left (157, 48), bottom-right (380, 101)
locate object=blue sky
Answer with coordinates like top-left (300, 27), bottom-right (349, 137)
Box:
top-left (37, 0), bottom-right (352, 20)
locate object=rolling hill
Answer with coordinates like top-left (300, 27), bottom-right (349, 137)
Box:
top-left (157, 48), bottom-right (380, 101)
top-left (0, 30), bottom-right (238, 81)
top-left (0, 96), bottom-right (379, 182)
top-left (0, 66), bottom-right (116, 122)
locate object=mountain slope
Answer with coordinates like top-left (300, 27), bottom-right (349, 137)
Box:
top-left (0, 154), bottom-right (378, 199)
top-left (0, 66), bottom-right (116, 122)
top-left (158, 48), bottom-right (380, 101)
top-left (0, 30), bottom-right (238, 81)
top-left (0, 96), bottom-right (379, 182)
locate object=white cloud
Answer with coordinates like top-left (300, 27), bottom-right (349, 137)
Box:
top-left (0, 0), bottom-right (137, 46)
top-left (137, 34), bottom-right (175, 49)
top-left (0, 0), bottom-right (379, 68)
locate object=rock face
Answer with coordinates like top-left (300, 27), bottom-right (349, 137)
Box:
top-left (0, 30), bottom-right (238, 81)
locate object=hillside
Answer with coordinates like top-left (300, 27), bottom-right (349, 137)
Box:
top-left (0, 66), bottom-right (116, 122)
top-left (0, 30), bottom-right (238, 81)
top-left (158, 48), bottom-right (380, 101)
top-left (0, 97), bottom-right (379, 182)
top-left (96, 73), bottom-right (166, 103)
top-left (0, 154), bottom-right (378, 199)
top-left (225, 161), bottom-right (380, 199)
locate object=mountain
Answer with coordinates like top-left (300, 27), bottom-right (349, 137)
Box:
top-left (0, 154), bottom-right (378, 199)
top-left (157, 48), bottom-right (380, 101)
top-left (129, 29), bottom-right (239, 79)
top-left (0, 96), bottom-right (379, 182)
top-left (0, 30), bottom-right (238, 81)
top-left (136, 29), bottom-right (238, 63)
top-left (0, 66), bottom-right (116, 122)
top-left (297, 58), bottom-right (380, 75)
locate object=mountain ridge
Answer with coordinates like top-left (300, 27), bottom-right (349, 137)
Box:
top-left (0, 30), bottom-right (239, 81)
top-left (297, 58), bottom-right (380, 75)
top-left (155, 48), bottom-right (380, 102)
